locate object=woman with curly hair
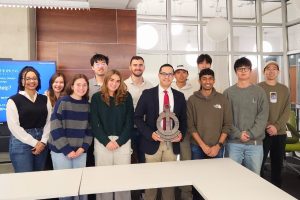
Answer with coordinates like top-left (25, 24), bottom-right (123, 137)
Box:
top-left (6, 66), bottom-right (51, 172)
top-left (91, 69), bottom-right (134, 200)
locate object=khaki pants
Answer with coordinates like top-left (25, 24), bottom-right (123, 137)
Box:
top-left (144, 142), bottom-right (177, 200)
top-left (94, 136), bottom-right (132, 200)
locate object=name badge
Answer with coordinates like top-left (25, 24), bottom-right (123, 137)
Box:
top-left (270, 92), bottom-right (277, 103)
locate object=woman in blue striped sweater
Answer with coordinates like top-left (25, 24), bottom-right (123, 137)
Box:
top-left (48, 74), bottom-right (92, 199)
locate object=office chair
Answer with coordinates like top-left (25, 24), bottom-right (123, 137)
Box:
top-left (285, 111), bottom-right (300, 177)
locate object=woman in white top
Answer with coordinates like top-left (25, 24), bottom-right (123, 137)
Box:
top-left (6, 66), bottom-right (51, 172)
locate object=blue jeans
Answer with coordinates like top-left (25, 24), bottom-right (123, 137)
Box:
top-left (191, 143), bottom-right (224, 160)
top-left (9, 128), bottom-right (48, 173)
top-left (51, 151), bottom-right (87, 169)
top-left (225, 143), bottom-right (263, 175)
top-left (51, 151), bottom-right (87, 200)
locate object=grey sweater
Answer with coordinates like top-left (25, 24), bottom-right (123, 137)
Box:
top-left (223, 84), bottom-right (269, 145)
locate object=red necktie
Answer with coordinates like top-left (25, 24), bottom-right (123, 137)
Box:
top-left (163, 90), bottom-right (169, 130)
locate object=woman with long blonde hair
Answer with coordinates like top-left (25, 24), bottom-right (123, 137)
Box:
top-left (91, 69), bottom-right (134, 200)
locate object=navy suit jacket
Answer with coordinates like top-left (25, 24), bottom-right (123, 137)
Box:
top-left (134, 86), bottom-right (187, 155)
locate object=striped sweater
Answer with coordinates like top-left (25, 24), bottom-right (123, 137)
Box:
top-left (48, 95), bottom-right (92, 156)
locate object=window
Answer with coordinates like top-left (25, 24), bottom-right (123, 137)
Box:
top-left (137, 0), bottom-right (287, 87)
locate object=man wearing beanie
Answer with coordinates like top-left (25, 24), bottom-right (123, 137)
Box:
top-left (223, 57), bottom-right (269, 175)
top-left (259, 61), bottom-right (290, 188)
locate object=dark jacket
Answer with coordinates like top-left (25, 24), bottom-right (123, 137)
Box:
top-left (134, 86), bottom-right (187, 155)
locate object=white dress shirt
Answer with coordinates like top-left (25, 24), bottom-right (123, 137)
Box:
top-left (6, 91), bottom-right (52, 147)
top-left (158, 85), bottom-right (174, 114)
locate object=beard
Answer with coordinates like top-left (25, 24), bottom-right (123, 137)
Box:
top-left (132, 71), bottom-right (143, 77)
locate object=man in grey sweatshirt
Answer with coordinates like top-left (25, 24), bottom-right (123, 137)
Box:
top-left (223, 57), bottom-right (269, 175)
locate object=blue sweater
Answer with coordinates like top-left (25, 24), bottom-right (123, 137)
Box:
top-left (48, 95), bottom-right (92, 156)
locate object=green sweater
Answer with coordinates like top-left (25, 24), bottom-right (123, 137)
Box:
top-left (90, 92), bottom-right (134, 146)
top-left (258, 82), bottom-right (290, 135)
top-left (187, 88), bottom-right (232, 146)
top-left (223, 84), bottom-right (269, 145)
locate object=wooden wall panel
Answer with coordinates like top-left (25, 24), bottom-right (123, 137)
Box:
top-left (117, 10), bottom-right (136, 44)
top-left (37, 8), bottom-right (136, 81)
top-left (37, 42), bottom-right (58, 61)
top-left (57, 43), bottom-right (135, 70)
top-left (37, 9), bottom-right (117, 43)
top-left (289, 66), bottom-right (296, 103)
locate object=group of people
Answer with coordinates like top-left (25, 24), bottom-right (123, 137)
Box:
top-left (6, 53), bottom-right (290, 200)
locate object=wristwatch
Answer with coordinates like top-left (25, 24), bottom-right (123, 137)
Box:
top-left (218, 142), bottom-right (224, 148)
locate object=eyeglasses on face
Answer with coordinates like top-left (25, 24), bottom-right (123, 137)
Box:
top-left (94, 63), bottom-right (107, 68)
top-left (237, 67), bottom-right (250, 72)
top-left (159, 72), bottom-right (174, 77)
top-left (24, 77), bottom-right (38, 81)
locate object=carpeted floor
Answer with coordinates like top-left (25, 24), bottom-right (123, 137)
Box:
top-left (262, 155), bottom-right (300, 199)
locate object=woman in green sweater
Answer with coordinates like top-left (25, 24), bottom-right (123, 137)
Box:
top-left (91, 69), bottom-right (134, 200)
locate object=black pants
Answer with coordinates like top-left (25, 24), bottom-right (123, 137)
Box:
top-left (261, 134), bottom-right (286, 188)
top-left (132, 128), bottom-right (145, 163)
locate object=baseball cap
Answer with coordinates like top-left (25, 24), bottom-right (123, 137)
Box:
top-left (264, 61), bottom-right (279, 71)
top-left (175, 65), bottom-right (189, 73)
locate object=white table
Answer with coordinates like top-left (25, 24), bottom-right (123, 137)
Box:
top-left (183, 159), bottom-right (295, 200)
top-left (0, 159), bottom-right (296, 200)
top-left (80, 161), bottom-right (190, 195)
top-left (0, 168), bottom-right (82, 200)
top-left (80, 158), bottom-right (296, 200)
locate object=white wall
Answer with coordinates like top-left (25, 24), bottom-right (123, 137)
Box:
top-left (0, 8), bottom-right (36, 60)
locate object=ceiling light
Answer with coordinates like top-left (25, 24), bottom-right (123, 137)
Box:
top-left (206, 17), bottom-right (230, 42)
top-left (137, 25), bottom-right (158, 50)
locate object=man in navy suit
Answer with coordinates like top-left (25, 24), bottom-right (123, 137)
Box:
top-left (135, 64), bottom-right (187, 200)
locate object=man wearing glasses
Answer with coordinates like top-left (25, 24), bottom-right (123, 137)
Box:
top-left (88, 53), bottom-right (109, 99)
top-left (223, 57), bottom-right (269, 175)
top-left (87, 54), bottom-right (109, 171)
top-left (135, 64), bottom-right (187, 200)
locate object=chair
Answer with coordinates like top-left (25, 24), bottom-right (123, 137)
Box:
top-left (285, 111), bottom-right (300, 177)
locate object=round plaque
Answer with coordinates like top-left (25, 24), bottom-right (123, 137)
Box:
top-left (156, 104), bottom-right (180, 141)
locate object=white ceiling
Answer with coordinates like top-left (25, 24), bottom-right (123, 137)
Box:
top-left (88, 0), bottom-right (141, 9)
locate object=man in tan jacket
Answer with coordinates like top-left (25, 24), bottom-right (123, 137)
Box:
top-left (259, 61), bottom-right (290, 188)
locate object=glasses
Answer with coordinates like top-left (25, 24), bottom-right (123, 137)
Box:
top-left (237, 67), bottom-right (250, 72)
top-left (24, 77), bottom-right (38, 81)
top-left (94, 63), bottom-right (107, 68)
top-left (159, 72), bottom-right (174, 77)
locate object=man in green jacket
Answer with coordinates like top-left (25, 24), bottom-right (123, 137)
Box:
top-left (259, 61), bottom-right (290, 188)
